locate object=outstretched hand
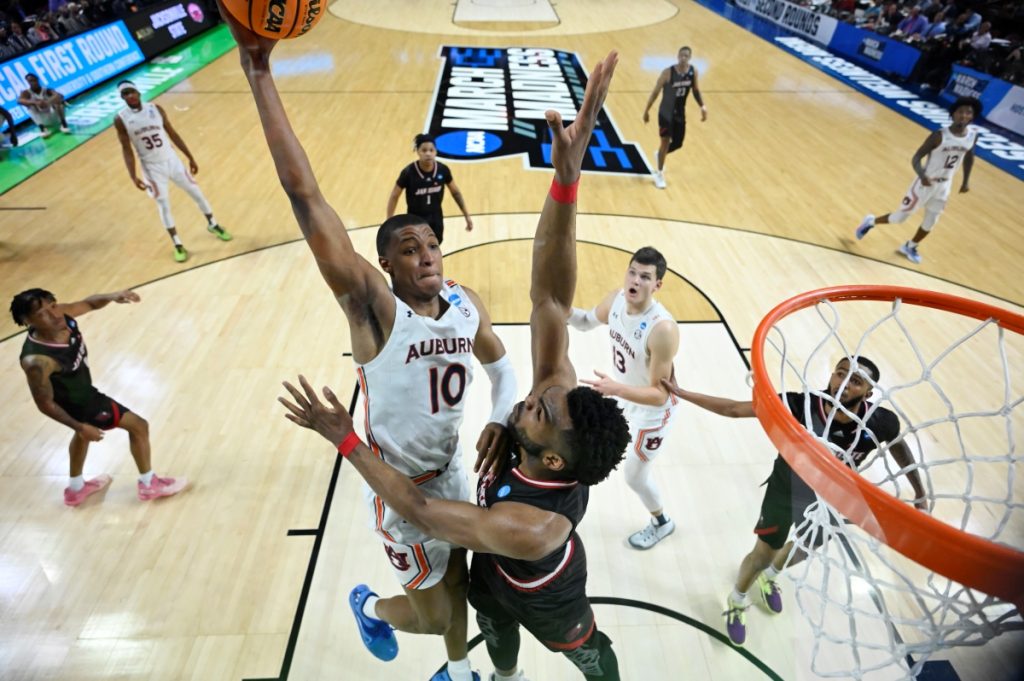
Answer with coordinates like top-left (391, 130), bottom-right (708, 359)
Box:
top-left (111, 290), bottom-right (140, 304)
top-left (474, 422), bottom-right (509, 477)
top-left (546, 50), bottom-right (619, 184)
top-left (279, 375), bottom-right (355, 448)
top-left (215, 0), bottom-right (279, 73)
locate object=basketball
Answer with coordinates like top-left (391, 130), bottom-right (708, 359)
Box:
top-left (220, 0), bottom-right (325, 39)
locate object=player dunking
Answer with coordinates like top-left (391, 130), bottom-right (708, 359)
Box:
top-left (661, 358), bottom-right (926, 646)
top-left (222, 11), bottom-right (517, 681)
top-left (386, 133), bottom-right (474, 244)
top-left (855, 97), bottom-right (981, 265)
top-left (114, 81), bottom-right (232, 263)
top-left (568, 247), bottom-right (682, 549)
top-left (642, 47), bottom-right (706, 189)
top-left (279, 52), bottom-right (629, 681)
top-left (11, 288), bottom-right (187, 506)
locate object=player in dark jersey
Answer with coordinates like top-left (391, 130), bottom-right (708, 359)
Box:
top-left (11, 288), bottom-right (188, 507)
top-left (280, 51), bottom-right (630, 681)
top-left (386, 134), bottom-right (474, 244)
top-left (662, 357), bottom-right (927, 646)
top-left (642, 46), bottom-right (707, 189)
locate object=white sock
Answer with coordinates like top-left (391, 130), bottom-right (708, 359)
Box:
top-left (170, 234), bottom-right (183, 247)
top-left (361, 594), bottom-right (380, 620)
top-left (139, 471), bottom-right (155, 486)
top-left (493, 670), bottom-right (521, 681)
top-left (731, 588), bottom-right (750, 606)
top-left (763, 565), bottom-right (780, 581)
top-left (446, 658), bottom-right (472, 681)
top-left (69, 475), bottom-right (85, 492)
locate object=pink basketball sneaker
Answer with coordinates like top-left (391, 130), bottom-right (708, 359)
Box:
top-left (64, 475), bottom-right (112, 507)
top-left (137, 475), bottom-right (188, 501)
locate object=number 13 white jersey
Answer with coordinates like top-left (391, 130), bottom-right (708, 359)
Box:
top-left (117, 103), bottom-right (174, 165)
top-left (607, 290), bottom-right (673, 412)
top-left (356, 280), bottom-right (480, 477)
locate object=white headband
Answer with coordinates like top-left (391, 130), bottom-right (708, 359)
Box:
top-left (118, 82), bottom-right (137, 95)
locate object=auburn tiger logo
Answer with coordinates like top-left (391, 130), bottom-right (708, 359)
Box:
top-left (385, 546), bottom-right (410, 571)
top-left (645, 436), bottom-right (663, 451)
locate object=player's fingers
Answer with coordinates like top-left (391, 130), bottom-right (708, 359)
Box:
top-left (323, 385), bottom-right (344, 412)
top-left (579, 379), bottom-right (596, 386)
top-left (277, 396), bottom-right (307, 419)
top-left (284, 412), bottom-right (312, 429)
top-left (282, 381), bottom-right (311, 410)
top-left (594, 370), bottom-right (607, 379)
top-left (297, 375), bottom-right (321, 406)
top-left (544, 110), bottom-right (564, 134)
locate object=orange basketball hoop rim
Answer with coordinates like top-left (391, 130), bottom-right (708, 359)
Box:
top-left (751, 285), bottom-right (1024, 611)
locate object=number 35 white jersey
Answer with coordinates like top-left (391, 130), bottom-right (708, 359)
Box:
top-left (607, 290), bottom-right (673, 412)
top-left (356, 280), bottom-right (480, 477)
top-left (117, 103), bottom-right (174, 164)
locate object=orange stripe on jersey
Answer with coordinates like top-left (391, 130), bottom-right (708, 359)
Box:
top-left (406, 543), bottom-right (432, 589)
top-left (374, 495), bottom-right (396, 542)
top-left (356, 368), bottom-right (383, 459)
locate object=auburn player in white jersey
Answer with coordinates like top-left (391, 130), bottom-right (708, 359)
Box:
top-left (569, 247), bottom-right (681, 549)
top-left (224, 14), bottom-right (517, 681)
top-left (855, 96), bottom-right (981, 265)
top-left (113, 81), bottom-right (231, 264)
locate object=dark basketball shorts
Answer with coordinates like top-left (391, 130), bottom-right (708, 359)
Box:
top-left (658, 114), bottom-right (686, 153)
top-left (753, 473), bottom-right (815, 551)
top-left (60, 390), bottom-right (130, 431)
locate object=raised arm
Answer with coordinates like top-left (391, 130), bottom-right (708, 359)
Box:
top-left (219, 3), bottom-right (394, 350)
top-left (660, 373), bottom-right (755, 418)
top-left (280, 376), bottom-right (569, 561)
top-left (530, 50), bottom-right (618, 390)
top-left (58, 290), bottom-right (140, 318)
top-left (114, 117), bottom-right (147, 191)
top-left (21, 355), bottom-right (104, 441)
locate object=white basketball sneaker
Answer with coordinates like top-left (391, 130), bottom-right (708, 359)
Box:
top-left (628, 517), bottom-right (676, 549)
top-left (653, 170), bottom-right (666, 189)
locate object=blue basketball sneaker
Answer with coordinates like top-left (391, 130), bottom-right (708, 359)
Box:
top-left (349, 584), bottom-right (398, 661)
top-left (428, 669), bottom-right (481, 681)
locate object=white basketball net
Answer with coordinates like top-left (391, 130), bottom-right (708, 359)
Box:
top-left (761, 294), bottom-right (1023, 680)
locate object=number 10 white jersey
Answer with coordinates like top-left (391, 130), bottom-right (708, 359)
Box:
top-left (117, 103), bottom-right (174, 165)
top-left (355, 280), bottom-right (480, 477)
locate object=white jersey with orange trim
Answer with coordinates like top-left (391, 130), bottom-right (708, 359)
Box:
top-left (607, 290), bottom-right (674, 413)
top-left (117, 103), bottom-right (174, 164)
top-left (923, 125), bottom-right (978, 184)
top-left (355, 279), bottom-right (480, 477)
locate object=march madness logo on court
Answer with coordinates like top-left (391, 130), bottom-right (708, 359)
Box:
top-left (427, 46), bottom-right (650, 176)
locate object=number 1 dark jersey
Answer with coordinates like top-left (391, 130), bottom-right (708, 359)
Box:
top-left (397, 161), bottom-right (453, 220)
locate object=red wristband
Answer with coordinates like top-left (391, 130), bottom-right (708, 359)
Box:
top-left (338, 432), bottom-right (362, 458)
top-left (549, 177), bottom-right (579, 204)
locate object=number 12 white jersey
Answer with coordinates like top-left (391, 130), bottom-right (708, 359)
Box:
top-left (607, 290), bottom-right (673, 412)
top-left (117, 103), bottom-right (174, 164)
top-left (924, 125), bottom-right (977, 183)
top-left (356, 280), bottom-right (480, 477)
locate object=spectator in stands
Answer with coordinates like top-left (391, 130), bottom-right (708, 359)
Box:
top-left (28, 17), bottom-right (57, 43)
top-left (7, 21), bottom-right (36, 52)
top-left (999, 41), bottom-right (1023, 84)
top-left (961, 21), bottom-right (993, 69)
top-left (875, 1), bottom-right (905, 34)
top-left (0, 26), bottom-right (16, 58)
top-left (894, 6), bottom-right (929, 40)
top-left (917, 9), bottom-right (948, 41)
top-left (947, 10), bottom-right (976, 40)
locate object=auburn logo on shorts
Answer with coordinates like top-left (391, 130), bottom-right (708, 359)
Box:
top-left (385, 546), bottom-right (411, 571)
top-left (645, 436), bottom-right (663, 451)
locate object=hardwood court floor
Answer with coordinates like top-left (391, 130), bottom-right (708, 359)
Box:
top-left (0, 1), bottom-right (1021, 679)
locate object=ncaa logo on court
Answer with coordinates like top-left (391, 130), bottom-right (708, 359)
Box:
top-left (427, 46), bottom-right (651, 176)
